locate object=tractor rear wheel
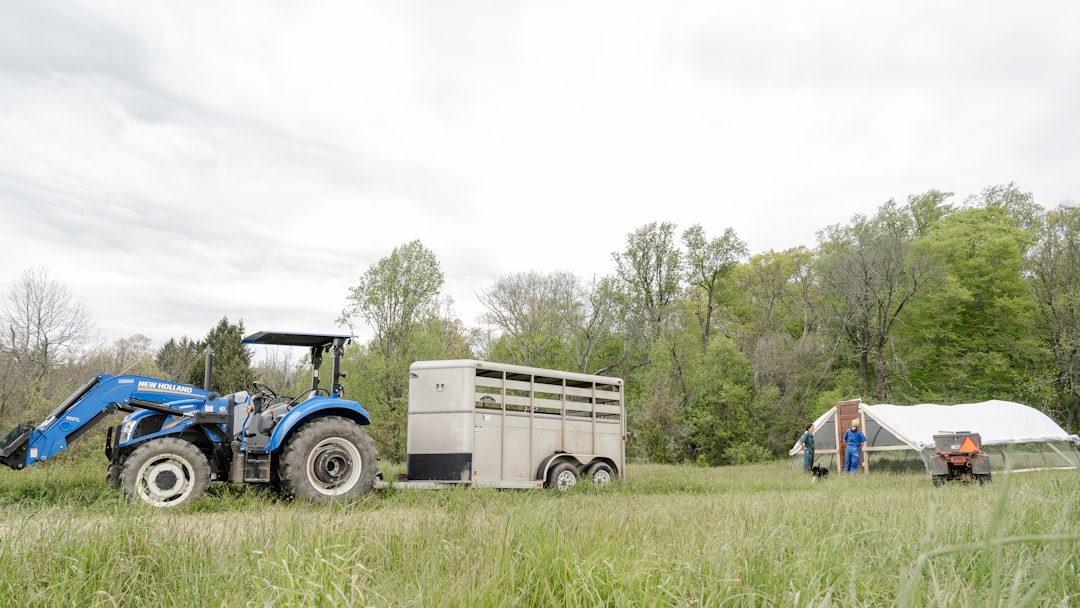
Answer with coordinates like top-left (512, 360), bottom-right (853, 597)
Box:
top-left (120, 438), bottom-right (210, 508)
top-left (278, 416), bottom-right (378, 502)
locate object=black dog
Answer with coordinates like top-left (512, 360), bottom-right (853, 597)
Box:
top-left (811, 466), bottom-right (829, 480)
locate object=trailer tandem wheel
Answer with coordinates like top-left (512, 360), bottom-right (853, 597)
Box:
top-left (585, 462), bottom-right (615, 487)
top-left (547, 462), bottom-right (579, 491)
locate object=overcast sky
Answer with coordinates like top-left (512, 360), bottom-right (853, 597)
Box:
top-left (1, 1), bottom-right (1078, 348)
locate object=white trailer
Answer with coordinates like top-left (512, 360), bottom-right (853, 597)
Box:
top-left (385, 360), bottom-right (625, 490)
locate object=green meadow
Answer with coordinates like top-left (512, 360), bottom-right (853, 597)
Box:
top-left (1, 461), bottom-right (1077, 607)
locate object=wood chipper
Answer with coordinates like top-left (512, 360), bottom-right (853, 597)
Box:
top-left (929, 432), bottom-right (991, 486)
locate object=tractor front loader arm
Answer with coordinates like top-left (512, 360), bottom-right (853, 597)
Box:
top-left (0, 374), bottom-right (209, 470)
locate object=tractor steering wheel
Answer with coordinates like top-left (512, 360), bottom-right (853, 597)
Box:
top-left (251, 381), bottom-right (278, 399)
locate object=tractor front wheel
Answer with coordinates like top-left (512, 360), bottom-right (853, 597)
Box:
top-left (278, 416), bottom-right (378, 502)
top-left (120, 438), bottom-right (211, 508)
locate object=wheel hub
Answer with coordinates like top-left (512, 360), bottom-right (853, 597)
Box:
top-left (154, 469), bottom-right (179, 491)
top-left (312, 448), bottom-right (352, 485)
top-left (305, 436), bottom-right (363, 495)
top-left (138, 457), bottom-right (191, 504)
top-left (557, 470), bottom-right (577, 489)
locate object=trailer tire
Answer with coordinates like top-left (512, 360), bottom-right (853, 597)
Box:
top-left (547, 462), bottom-right (579, 491)
top-left (585, 462), bottom-right (615, 487)
top-left (120, 438), bottom-right (210, 508)
top-left (278, 416), bottom-right (377, 502)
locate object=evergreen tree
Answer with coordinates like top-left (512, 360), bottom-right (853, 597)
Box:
top-left (187, 317), bottom-right (255, 394)
top-left (154, 336), bottom-right (202, 383)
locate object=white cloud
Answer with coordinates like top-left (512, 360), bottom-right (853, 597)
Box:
top-left (1, 0), bottom-right (1078, 345)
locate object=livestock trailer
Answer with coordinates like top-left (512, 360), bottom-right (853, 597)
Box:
top-left (389, 360), bottom-right (625, 489)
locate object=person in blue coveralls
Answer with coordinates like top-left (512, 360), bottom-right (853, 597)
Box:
top-left (843, 419), bottom-right (867, 473)
top-left (799, 423), bottom-right (815, 472)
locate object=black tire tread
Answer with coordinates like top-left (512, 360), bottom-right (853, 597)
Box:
top-left (278, 416), bottom-right (378, 502)
top-left (119, 438), bottom-right (210, 508)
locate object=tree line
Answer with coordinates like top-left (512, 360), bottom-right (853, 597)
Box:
top-left (3, 182), bottom-right (1080, 466)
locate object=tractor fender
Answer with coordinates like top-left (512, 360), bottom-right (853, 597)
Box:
top-left (970, 452), bottom-right (992, 475)
top-left (264, 397), bottom-right (372, 452)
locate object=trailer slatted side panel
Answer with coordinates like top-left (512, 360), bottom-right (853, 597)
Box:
top-left (406, 360), bottom-right (625, 487)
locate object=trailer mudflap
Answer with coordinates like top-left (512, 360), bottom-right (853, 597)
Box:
top-left (0, 421), bottom-right (34, 470)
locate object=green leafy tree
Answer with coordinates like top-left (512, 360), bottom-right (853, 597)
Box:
top-left (816, 198), bottom-right (936, 400)
top-left (610, 222), bottom-right (695, 463)
top-left (966, 182), bottom-right (1043, 234)
top-left (340, 301), bottom-right (473, 462)
top-left (340, 240), bottom-right (444, 360)
top-left (733, 248), bottom-right (830, 423)
top-left (899, 205), bottom-right (1042, 401)
top-left (337, 243), bottom-right (461, 461)
top-left (675, 334), bottom-right (755, 465)
top-left (736, 248), bottom-right (814, 339)
top-left (613, 221), bottom-right (682, 340)
top-left (681, 224), bottom-right (747, 355)
top-left (1026, 204), bottom-right (1080, 431)
top-left (907, 189), bottom-right (955, 237)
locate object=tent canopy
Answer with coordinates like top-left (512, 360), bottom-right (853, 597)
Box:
top-left (790, 399), bottom-right (1080, 463)
top-left (862, 400), bottom-right (1078, 451)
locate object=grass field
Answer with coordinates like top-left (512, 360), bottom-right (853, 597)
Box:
top-left (1, 459), bottom-right (1078, 607)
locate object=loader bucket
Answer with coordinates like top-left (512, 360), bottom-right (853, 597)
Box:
top-left (0, 421), bottom-right (33, 470)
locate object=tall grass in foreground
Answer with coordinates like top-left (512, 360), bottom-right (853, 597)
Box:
top-left (0, 460), bottom-right (1077, 607)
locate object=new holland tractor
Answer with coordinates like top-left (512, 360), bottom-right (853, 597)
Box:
top-left (0, 331), bottom-right (379, 507)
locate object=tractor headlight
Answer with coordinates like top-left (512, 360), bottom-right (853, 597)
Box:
top-left (119, 419), bottom-right (137, 443)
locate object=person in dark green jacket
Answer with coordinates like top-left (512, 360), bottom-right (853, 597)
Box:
top-left (800, 423), bottom-right (815, 472)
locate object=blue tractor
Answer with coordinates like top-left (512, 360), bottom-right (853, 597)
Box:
top-left (0, 331), bottom-right (379, 507)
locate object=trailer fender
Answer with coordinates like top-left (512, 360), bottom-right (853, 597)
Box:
top-left (536, 453), bottom-right (585, 483)
top-left (263, 398), bottom-right (371, 452)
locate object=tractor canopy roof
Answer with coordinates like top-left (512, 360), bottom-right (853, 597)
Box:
top-left (242, 331), bottom-right (355, 349)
